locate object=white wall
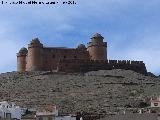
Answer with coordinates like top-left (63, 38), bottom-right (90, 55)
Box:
top-left (0, 101), bottom-right (21, 119)
top-left (10, 107), bottom-right (21, 119)
top-left (151, 101), bottom-right (160, 107)
top-left (55, 116), bottom-right (76, 120)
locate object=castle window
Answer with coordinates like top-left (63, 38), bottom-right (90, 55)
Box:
top-left (52, 55), bottom-right (55, 58)
top-left (154, 103), bottom-right (158, 106)
top-left (74, 56), bottom-right (77, 59)
top-left (64, 56), bottom-right (66, 59)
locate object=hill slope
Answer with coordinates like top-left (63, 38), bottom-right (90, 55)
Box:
top-left (0, 69), bottom-right (160, 115)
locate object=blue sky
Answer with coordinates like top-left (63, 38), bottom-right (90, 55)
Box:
top-left (0, 0), bottom-right (160, 74)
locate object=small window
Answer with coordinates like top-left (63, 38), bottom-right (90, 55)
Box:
top-left (74, 56), bottom-right (77, 59)
top-left (52, 55), bottom-right (55, 58)
top-left (154, 103), bottom-right (158, 106)
top-left (64, 56), bottom-right (66, 59)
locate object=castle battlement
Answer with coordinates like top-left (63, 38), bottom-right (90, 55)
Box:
top-left (57, 59), bottom-right (147, 74)
top-left (17, 33), bottom-right (147, 74)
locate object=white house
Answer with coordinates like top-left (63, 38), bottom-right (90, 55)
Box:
top-left (36, 105), bottom-right (58, 120)
top-left (55, 116), bottom-right (76, 120)
top-left (0, 101), bottom-right (21, 120)
top-left (150, 96), bottom-right (160, 108)
top-left (36, 105), bottom-right (77, 120)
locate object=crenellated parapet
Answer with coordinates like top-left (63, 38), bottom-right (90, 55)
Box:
top-left (57, 59), bottom-right (147, 74)
top-left (17, 33), bottom-right (148, 74)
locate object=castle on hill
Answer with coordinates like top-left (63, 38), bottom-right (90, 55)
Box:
top-left (17, 33), bottom-right (147, 74)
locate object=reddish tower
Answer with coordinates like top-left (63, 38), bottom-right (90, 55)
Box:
top-left (87, 33), bottom-right (107, 60)
top-left (17, 47), bottom-right (28, 72)
top-left (26, 38), bottom-right (43, 71)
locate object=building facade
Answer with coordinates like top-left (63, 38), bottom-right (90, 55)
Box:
top-left (0, 101), bottom-right (22, 120)
top-left (36, 105), bottom-right (58, 120)
top-left (17, 33), bottom-right (147, 74)
top-left (150, 97), bottom-right (160, 108)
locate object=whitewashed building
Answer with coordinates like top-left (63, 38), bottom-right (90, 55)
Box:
top-left (55, 116), bottom-right (76, 120)
top-left (36, 105), bottom-right (76, 120)
top-left (0, 101), bottom-right (21, 120)
top-left (150, 96), bottom-right (160, 108)
top-left (36, 105), bottom-right (58, 120)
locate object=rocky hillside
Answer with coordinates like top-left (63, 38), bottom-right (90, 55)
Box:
top-left (0, 69), bottom-right (160, 115)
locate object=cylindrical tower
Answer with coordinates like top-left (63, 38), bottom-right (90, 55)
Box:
top-left (26, 38), bottom-right (43, 71)
top-left (17, 47), bottom-right (28, 72)
top-left (87, 33), bottom-right (107, 60)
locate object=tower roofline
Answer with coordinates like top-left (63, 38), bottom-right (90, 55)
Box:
top-left (91, 33), bottom-right (104, 39)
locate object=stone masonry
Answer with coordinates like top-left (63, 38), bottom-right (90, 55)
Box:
top-left (17, 33), bottom-right (147, 74)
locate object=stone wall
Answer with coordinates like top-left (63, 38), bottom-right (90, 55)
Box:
top-left (17, 34), bottom-right (148, 74)
top-left (87, 33), bottom-right (107, 60)
top-left (41, 47), bottom-right (89, 71)
top-left (26, 39), bottom-right (43, 71)
top-left (17, 53), bottom-right (27, 72)
top-left (57, 59), bottom-right (147, 74)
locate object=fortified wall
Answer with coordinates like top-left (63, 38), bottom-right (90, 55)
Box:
top-left (17, 33), bottom-right (147, 74)
top-left (57, 59), bottom-right (147, 74)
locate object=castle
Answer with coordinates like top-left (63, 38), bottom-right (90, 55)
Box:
top-left (17, 33), bottom-right (147, 74)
